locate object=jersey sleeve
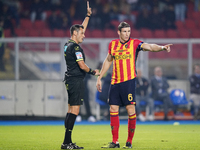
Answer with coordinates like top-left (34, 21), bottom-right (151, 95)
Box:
top-left (108, 41), bottom-right (112, 54)
top-left (73, 45), bottom-right (84, 62)
top-left (134, 39), bottom-right (144, 51)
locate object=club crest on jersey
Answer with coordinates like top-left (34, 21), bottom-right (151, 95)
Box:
top-left (76, 52), bottom-right (83, 59)
top-left (75, 46), bottom-right (80, 50)
top-left (125, 44), bottom-right (128, 48)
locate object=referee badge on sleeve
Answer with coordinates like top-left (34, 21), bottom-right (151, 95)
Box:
top-left (76, 52), bottom-right (83, 60)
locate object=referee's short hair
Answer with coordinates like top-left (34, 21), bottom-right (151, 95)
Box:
top-left (118, 22), bottom-right (130, 32)
top-left (70, 24), bottom-right (84, 36)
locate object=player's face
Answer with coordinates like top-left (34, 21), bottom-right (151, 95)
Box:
top-left (76, 28), bottom-right (85, 44)
top-left (118, 27), bottom-right (131, 43)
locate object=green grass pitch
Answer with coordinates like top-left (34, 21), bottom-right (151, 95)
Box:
top-left (0, 124), bottom-right (199, 150)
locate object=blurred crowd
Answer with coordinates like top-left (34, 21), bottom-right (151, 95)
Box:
top-left (0, 0), bottom-right (200, 36)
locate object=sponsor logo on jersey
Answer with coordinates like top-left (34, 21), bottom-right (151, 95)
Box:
top-left (76, 52), bottom-right (83, 60)
top-left (113, 54), bottom-right (131, 60)
top-left (75, 46), bottom-right (80, 50)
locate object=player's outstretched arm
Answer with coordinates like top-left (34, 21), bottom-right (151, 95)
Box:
top-left (82, 1), bottom-right (92, 33)
top-left (142, 43), bottom-right (173, 52)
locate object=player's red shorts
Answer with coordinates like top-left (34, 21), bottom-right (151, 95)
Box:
top-left (108, 78), bottom-right (136, 106)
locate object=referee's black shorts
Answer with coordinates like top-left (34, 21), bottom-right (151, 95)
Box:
top-left (65, 78), bottom-right (84, 106)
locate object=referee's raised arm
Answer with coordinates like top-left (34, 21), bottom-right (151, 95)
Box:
top-left (82, 1), bottom-right (92, 33)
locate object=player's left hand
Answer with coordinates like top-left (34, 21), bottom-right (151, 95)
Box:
top-left (163, 44), bottom-right (173, 52)
top-left (87, 1), bottom-right (92, 16)
top-left (96, 77), bottom-right (102, 92)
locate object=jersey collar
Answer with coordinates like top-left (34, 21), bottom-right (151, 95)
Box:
top-left (119, 38), bottom-right (130, 44)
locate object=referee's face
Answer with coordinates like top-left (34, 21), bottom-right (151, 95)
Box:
top-left (76, 28), bottom-right (85, 44)
top-left (118, 27), bottom-right (131, 43)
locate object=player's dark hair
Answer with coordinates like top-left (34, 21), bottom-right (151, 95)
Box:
top-left (118, 22), bottom-right (130, 32)
top-left (70, 24), bottom-right (84, 36)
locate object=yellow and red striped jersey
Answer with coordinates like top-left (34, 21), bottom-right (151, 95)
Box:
top-left (108, 38), bottom-right (143, 85)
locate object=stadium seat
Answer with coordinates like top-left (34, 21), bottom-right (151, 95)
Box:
top-left (15, 28), bottom-right (27, 37)
top-left (33, 20), bottom-right (46, 30)
top-left (4, 29), bottom-right (11, 37)
top-left (91, 29), bottom-right (104, 38)
top-left (131, 29), bottom-right (140, 38)
top-left (191, 30), bottom-right (200, 38)
top-left (53, 29), bottom-right (65, 37)
top-left (41, 29), bottom-right (52, 37)
top-left (20, 19), bottom-right (33, 30)
top-left (110, 20), bottom-right (120, 30)
top-left (191, 11), bottom-right (200, 20)
top-left (72, 20), bottom-right (82, 25)
top-left (170, 89), bottom-right (188, 105)
top-left (175, 21), bottom-right (185, 30)
top-left (27, 29), bottom-right (40, 37)
top-left (84, 30), bottom-right (92, 38)
top-left (95, 91), bottom-right (107, 120)
top-left (166, 29), bottom-right (178, 38)
top-left (140, 28), bottom-right (153, 38)
top-left (104, 29), bottom-right (118, 38)
top-left (154, 30), bottom-right (166, 38)
top-left (178, 29), bottom-right (191, 38)
top-left (185, 19), bottom-right (197, 30)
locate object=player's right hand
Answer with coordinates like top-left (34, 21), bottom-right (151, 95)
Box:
top-left (96, 77), bottom-right (102, 92)
top-left (94, 69), bottom-right (100, 76)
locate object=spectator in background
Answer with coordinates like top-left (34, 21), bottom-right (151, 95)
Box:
top-left (150, 6), bottom-right (163, 30)
top-left (135, 8), bottom-right (151, 29)
top-left (189, 64), bottom-right (200, 120)
top-left (101, 5), bottom-right (115, 30)
top-left (88, 7), bottom-right (102, 30)
top-left (162, 4), bottom-right (176, 30)
top-left (136, 69), bottom-right (154, 121)
top-left (76, 74), bottom-right (96, 122)
top-left (47, 10), bottom-right (62, 30)
top-left (0, 5), bottom-right (15, 36)
top-left (99, 72), bottom-right (111, 120)
top-left (194, 0), bottom-right (200, 11)
top-left (30, 0), bottom-right (46, 22)
top-left (0, 18), bottom-right (6, 71)
top-left (60, 11), bottom-right (72, 30)
top-left (151, 66), bottom-right (174, 121)
top-left (174, 0), bottom-right (186, 22)
top-left (118, 0), bottom-right (136, 24)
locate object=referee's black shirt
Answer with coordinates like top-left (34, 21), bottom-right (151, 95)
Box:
top-left (64, 39), bottom-right (86, 80)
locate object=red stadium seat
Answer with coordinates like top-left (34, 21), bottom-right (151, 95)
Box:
top-left (175, 21), bottom-right (185, 30)
top-left (154, 30), bottom-right (166, 38)
top-left (66, 30), bottom-right (71, 37)
top-left (178, 29), bottom-right (191, 38)
top-left (41, 29), bottom-right (52, 37)
top-left (131, 29), bottom-right (140, 38)
top-left (191, 30), bottom-right (200, 38)
top-left (27, 29), bottom-right (40, 37)
top-left (84, 30), bottom-right (92, 38)
top-left (53, 29), bottom-right (65, 37)
top-left (33, 20), bottom-right (46, 30)
top-left (20, 19), bottom-right (33, 30)
top-left (91, 29), bottom-right (104, 38)
top-left (185, 19), bottom-right (197, 30)
top-left (110, 20), bottom-right (120, 30)
top-left (104, 29), bottom-right (118, 38)
top-left (4, 29), bottom-right (11, 37)
top-left (72, 20), bottom-right (82, 25)
top-left (166, 30), bottom-right (178, 38)
top-left (140, 28), bottom-right (153, 38)
top-left (192, 11), bottom-right (200, 20)
top-left (15, 28), bottom-right (27, 37)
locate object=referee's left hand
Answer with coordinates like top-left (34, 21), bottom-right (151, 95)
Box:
top-left (96, 77), bottom-right (102, 92)
top-left (87, 1), bottom-right (92, 16)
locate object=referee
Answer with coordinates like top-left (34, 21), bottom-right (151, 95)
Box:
top-left (61, 1), bottom-right (100, 149)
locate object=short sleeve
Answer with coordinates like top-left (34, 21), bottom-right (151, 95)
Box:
top-left (108, 41), bottom-right (112, 54)
top-left (73, 45), bottom-right (84, 62)
top-left (134, 39), bottom-right (144, 51)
